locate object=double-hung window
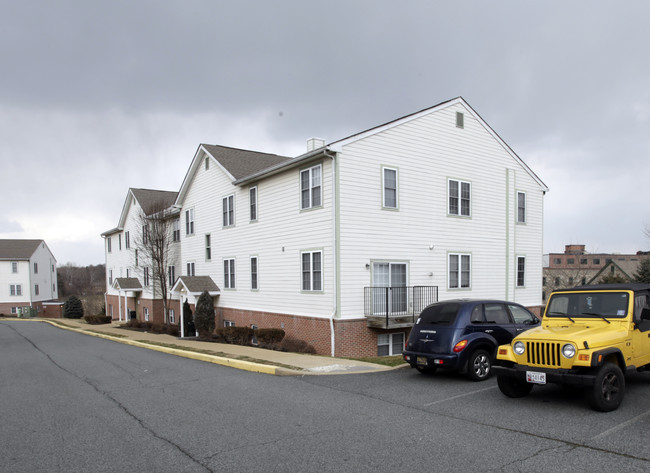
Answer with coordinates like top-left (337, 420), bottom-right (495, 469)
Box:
top-left (172, 219), bottom-right (181, 242)
top-left (301, 251), bottom-right (322, 291)
top-left (449, 253), bottom-right (471, 289)
top-left (125, 231), bottom-right (130, 249)
top-left (34, 263), bottom-right (38, 274)
top-left (107, 237), bottom-right (112, 253)
top-left (168, 266), bottom-right (175, 286)
top-left (10, 284), bottom-right (22, 296)
top-left (144, 267), bottom-right (150, 287)
top-left (224, 259), bottom-right (236, 289)
top-left (249, 187), bottom-right (258, 221)
top-left (185, 209), bottom-right (195, 235)
top-left (187, 262), bottom-right (195, 276)
top-left (517, 256), bottom-right (526, 287)
top-left (11, 262), bottom-right (17, 273)
top-left (251, 256), bottom-right (258, 290)
top-left (448, 179), bottom-right (471, 216)
top-left (300, 165), bottom-right (322, 209)
top-left (517, 192), bottom-right (526, 223)
top-left (205, 234), bottom-right (211, 261)
top-left (223, 195), bottom-right (235, 227)
top-left (377, 333), bottom-right (405, 356)
top-left (383, 167), bottom-right (398, 209)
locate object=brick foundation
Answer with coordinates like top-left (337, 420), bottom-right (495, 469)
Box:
top-left (217, 307), bottom-right (412, 358)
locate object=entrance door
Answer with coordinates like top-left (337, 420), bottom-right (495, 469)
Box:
top-left (372, 263), bottom-right (407, 315)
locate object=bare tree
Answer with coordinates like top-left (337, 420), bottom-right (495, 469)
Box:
top-left (133, 201), bottom-right (178, 324)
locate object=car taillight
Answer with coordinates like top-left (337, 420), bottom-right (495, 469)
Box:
top-left (453, 339), bottom-right (468, 352)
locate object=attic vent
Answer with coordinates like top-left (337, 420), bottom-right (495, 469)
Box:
top-left (307, 137), bottom-right (325, 151)
top-left (456, 112), bottom-right (464, 129)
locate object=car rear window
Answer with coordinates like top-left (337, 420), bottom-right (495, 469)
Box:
top-left (418, 303), bottom-right (461, 325)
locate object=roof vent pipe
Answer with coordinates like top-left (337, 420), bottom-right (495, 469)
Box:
top-left (307, 137), bottom-right (325, 151)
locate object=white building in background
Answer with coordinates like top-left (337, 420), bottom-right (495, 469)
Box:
top-left (0, 239), bottom-right (58, 316)
top-left (104, 97), bottom-right (548, 357)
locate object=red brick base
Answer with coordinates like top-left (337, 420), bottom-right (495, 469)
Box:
top-left (217, 307), bottom-right (411, 358)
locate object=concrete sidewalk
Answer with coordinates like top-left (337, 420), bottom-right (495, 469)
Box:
top-left (15, 318), bottom-right (403, 376)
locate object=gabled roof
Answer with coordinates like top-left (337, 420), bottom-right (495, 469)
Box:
top-left (112, 278), bottom-right (143, 291)
top-left (175, 144), bottom-right (292, 206)
top-left (0, 239), bottom-right (45, 260)
top-left (171, 276), bottom-right (221, 296)
top-left (102, 187), bottom-right (178, 237)
top-left (587, 259), bottom-right (644, 284)
top-left (233, 97), bottom-right (548, 191)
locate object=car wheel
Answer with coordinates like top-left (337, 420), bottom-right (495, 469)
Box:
top-left (415, 365), bottom-right (437, 375)
top-left (586, 363), bottom-right (625, 412)
top-left (497, 375), bottom-right (534, 398)
top-left (467, 349), bottom-right (491, 381)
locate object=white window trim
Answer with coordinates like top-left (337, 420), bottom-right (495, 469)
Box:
top-left (377, 332), bottom-right (405, 356)
top-left (187, 262), bottom-right (195, 277)
top-left (169, 308), bottom-right (175, 324)
top-left (250, 256), bottom-right (259, 291)
top-left (448, 253), bottom-right (471, 289)
top-left (223, 195), bottom-right (235, 227)
top-left (249, 186), bottom-right (258, 222)
top-left (301, 250), bottom-right (323, 292)
top-left (382, 166), bottom-right (398, 209)
top-left (448, 178), bottom-right (471, 217)
top-left (517, 191), bottom-right (527, 224)
top-left (224, 258), bottom-right (236, 289)
top-left (144, 307), bottom-right (150, 322)
top-left (300, 164), bottom-right (322, 210)
top-left (185, 208), bottom-right (195, 236)
top-left (205, 234), bottom-right (212, 261)
top-left (516, 256), bottom-right (526, 288)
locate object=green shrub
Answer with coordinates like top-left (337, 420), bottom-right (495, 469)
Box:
top-left (63, 296), bottom-right (84, 319)
top-left (83, 315), bottom-right (112, 325)
top-left (217, 326), bottom-right (253, 345)
top-left (280, 337), bottom-right (316, 354)
top-left (256, 328), bottom-right (285, 346)
top-left (194, 291), bottom-right (215, 339)
top-left (125, 318), bottom-right (141, 329)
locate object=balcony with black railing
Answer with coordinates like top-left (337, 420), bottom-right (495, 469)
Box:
top-left (363, 286), bottom-right (438, 329)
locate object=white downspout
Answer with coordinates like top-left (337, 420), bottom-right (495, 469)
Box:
top-left (326, 149), bottom-right (337, 357)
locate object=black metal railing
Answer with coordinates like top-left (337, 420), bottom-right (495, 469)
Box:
top-left (364, 286), bottom-right (438, 325)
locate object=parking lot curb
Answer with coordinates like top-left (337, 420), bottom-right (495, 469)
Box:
top-left (39, 319), bottom-right (280, 375)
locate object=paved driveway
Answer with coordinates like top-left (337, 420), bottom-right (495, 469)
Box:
top-left (2, 320), bottom-right (649, 473)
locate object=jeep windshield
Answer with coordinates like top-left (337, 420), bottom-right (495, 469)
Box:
top-left (546, 291), bottom-right (629, 319)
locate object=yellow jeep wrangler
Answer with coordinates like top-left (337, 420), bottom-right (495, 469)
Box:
top-left (493, 284), bottom-right (650, 411)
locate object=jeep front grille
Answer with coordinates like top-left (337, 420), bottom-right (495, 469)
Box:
top-left (526, 342), bottom-right (561, 367)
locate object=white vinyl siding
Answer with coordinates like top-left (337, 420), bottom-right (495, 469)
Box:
top-left (382, 167), bottom-right (398, 209)
top-left (300, 165), bottom-right (322, 210)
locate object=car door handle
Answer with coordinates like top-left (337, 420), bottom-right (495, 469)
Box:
top-left (484, 330), bottom-right (493, 333)
top-left (516, 328), bottom-right (525, 331)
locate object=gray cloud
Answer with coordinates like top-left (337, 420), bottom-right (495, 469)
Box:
top-left (1, 0), bottom-right (649, 264)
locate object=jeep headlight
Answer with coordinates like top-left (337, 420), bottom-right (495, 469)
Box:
top-left (513, 341), bottom-right (525, 355)
top-left (562, 343), bottom-right (576, 359)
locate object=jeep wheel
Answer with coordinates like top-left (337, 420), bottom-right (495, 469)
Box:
top-left (586, 363), bottom-right (625, 412)
top-left (497, 375), bottom-right (534, 398)
top-left (415, 365), bottom-right (437, 375)
top-left (467, 349), bottom-right (491, 381)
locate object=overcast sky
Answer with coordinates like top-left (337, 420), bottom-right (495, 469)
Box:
top-left (2, 1), bottom-right (650, 266)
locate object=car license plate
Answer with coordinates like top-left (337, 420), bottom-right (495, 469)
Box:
top-left (526, 371), bottom-right (546, 384)
top-left (417, 357), bottom-right (428, 366)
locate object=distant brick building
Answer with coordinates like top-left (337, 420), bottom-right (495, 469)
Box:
top-left (542, 244), bottom-right (650, 301)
